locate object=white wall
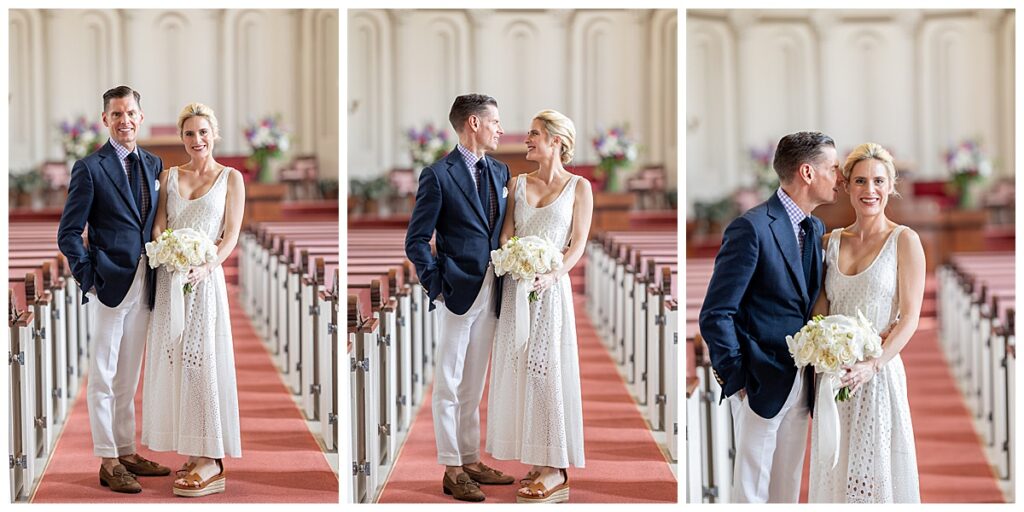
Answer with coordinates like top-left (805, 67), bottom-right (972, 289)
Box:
top-left (9, 9), bottom-right (339, 177)
top-left (686, 9), bottom-right (1015, 212)
top-left (348, 9), bottom-right (678, 185)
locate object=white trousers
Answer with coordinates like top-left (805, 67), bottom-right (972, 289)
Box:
top-left (432, 270), bottom-right (497, 466)
top-left (729, 369), bottom-right (809, 503)
top-left (87, 258), bottom-right (150, 458)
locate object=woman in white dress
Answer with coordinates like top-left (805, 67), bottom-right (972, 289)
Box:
top-left (808, 142), bottom-right (924, 502)
top-left (486, 110), bottom-right (593, 503)
top-left (141, 103), bottom-right (245, 497)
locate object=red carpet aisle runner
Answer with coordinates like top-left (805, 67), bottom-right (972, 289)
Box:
top-left (32, 285), bottom-right (338, 503)
top-left (378, 294), bottom-right (677, 503)
top-left (799, 277), bottom-right (1004, 502)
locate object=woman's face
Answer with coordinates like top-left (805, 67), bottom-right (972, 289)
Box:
top-left (181, 116), bottom-right (215, 160)
top-left (846, 158), bottom-right (893, 217)
top-left (524, 118), bottom-right (558, 163)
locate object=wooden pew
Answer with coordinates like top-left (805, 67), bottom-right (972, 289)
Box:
top-left (8, 284), bottom-right (37, 501)
top-left (347, 293), bottom-right (379, 504)
top-left (347, 273), bottom-right (397, 481)
top-left (347, 229), bottom-right (432, 503)
top-left (686, 259), bottom-right (734, 503)
top-left (585, 230), bottom-right (678, 460)
top-left (238, 221), bottom-right (339, 457)
top-left (939, 253), bottom-right (1016, 490)
top-left (8, 221), bottom-right (92, 502)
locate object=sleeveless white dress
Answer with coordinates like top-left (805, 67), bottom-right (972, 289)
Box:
top-left (486, 174), bottom-right (585, 468)
top-left (808, 226), bottom-right (920, 502)
top-left (142, 167), bottom-right (241, 458)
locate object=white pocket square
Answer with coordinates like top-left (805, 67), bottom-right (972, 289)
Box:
top-left (502, 186), bottom-right (508, 198)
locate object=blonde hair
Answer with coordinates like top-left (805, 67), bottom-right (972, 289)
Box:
top-left (177, 102), bottom-right (220, 141)
top-left (843, 142), bottom-right (899, 195)
top-left (533, 109), bottom-right (576, 165)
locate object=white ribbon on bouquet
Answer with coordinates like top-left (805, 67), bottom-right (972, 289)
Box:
top-left (512, 277), bottom-right (532, 357)
top-left (817, 373), bottom-right (842, 469)
top-left (168, 271), bottom-right (187, 344)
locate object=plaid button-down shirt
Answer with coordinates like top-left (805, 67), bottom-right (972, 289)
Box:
top-left (456, 143), bottom-right (482, 188)
top-left (456, 143), bottom-right (497, 229)
top-left (109, 138), bottom-right (136, 177)
top-left (777, 188), bottom-right (809, 252)
top-left (110, 138), bottom-right (149, 220)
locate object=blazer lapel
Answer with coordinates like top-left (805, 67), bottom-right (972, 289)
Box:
top-left (766, 195), bottom-right (809, 304)
top-left (443, 150), bottom-right (488, 226)
top-left (485, 156), bottom-right (506, 227)
top-left (98, 143), bottom-right (141, 222)
top-left (805, 218), bottom-right (823, 314)
top-left (142, 150), bottom-right (159, 218)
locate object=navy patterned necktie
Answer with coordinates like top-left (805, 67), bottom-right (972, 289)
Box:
top-left (800, 217), bottom-right (814, 286)
top-left (476, 159), bottom-right (496, 229)
top-left (126, 153), bottom-right (148, 220)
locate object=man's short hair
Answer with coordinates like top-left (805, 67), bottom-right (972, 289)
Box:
top-left (448, 94), bottom-right (498, 133)
top-left (772, 131), bottom-right (835, 183)
top-left (103, 85), bottom-right (142, 112)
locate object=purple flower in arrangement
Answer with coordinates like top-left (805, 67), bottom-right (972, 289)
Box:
top-left (592, 124), bottom-right (639, 192)
top-left (407, 123), bottom-right (452, 169)
top-left (749, 143), bottom-right (775, 168)
top-left (244, 115), bottom-right (290, 155)
top-left (749, 141), bottom-right (779, 197)
top-left (244, 115), bottom-right (291, 183)
top-left (58, 116), bottom-right (105, 161)
top-left (944, 138), bottom-right (993, 208)
top-left (593, 125), bottom-right (637, 163)
top-left (945, 138), bottom-right (991, 179)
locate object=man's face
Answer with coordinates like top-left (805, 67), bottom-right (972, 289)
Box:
top-left (472, 105), bottom-right (503, 152)
top-left (810, 146), bottom-right (840, 204)
top-left (102, 95), bottom-right (144, 149)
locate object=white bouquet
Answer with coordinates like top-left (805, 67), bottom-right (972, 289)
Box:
top-left (787, 311), bottom-right (883, 468)
top-left (490, 235), bottom-right (563, 302)
top-left (145, 228), bottom-right (217, 344)
top-left (145, 228), bottom-right (218, 294)
top-left (785, 311), bottom-right (883, 401)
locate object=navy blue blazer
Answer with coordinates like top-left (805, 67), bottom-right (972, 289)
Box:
top-left (405, 149), bottom-right (509, 316)
top-left (57, 141), bottom-right (162, 308)
top-left (698, 193), bottom-right (822, 419)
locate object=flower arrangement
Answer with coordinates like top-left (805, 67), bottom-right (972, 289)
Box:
top-left (944, 139), bottom-right (992, 208)
top-left (59, 116), bottom-right (105, 161)
top-left (407, 123), bottom-right (451, 171)
top-left (749, 142), bottom-right (778, 197)
top-left (786, 312), bottom-right (883, 401)
top-left (592, 125), bottom-right (638, 192)
top-left (491, 235), bottom-right (563, 302)
top-left (244, 116), bottom-right (291, 183)
top-left (146, 228), bottom-right (218, 294)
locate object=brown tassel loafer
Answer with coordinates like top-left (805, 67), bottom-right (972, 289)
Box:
top-left (119, 454), bottom-right (171, 476)
top-left (463, 462), bottom-right (515, 485)
top-left (99, 464), bottom-right (142, 493)
top-left (442, 472), bottom-right (485, 502)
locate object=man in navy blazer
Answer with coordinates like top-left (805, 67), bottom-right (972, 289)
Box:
top-left (57, 86), bottom-right (170, 493)
top-left (698, 131), bottom-right (840, 503)
top-left (405, 94), bottom-right (514, 501)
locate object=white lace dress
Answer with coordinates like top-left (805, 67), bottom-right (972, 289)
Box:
top-left (808, 226), bottom-right (920, 502)
top-left (142, 167), bottom-right (241, 459)
top-left (486, 174), bottom-right (585, 468)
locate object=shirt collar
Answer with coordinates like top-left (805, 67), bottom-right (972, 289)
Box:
top-left (456, 143), bottom-right (482, 170)
top-left (776, 187), bottom-right (807, 227)
top-left (109, 138), bottom-right (137, 162)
